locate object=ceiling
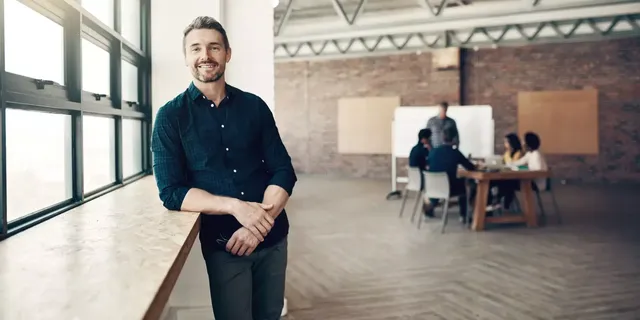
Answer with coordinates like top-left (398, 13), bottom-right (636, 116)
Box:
top-left (275, 0), bottom-right (516, 22)
top-left (272, 0), bottom-right (640, 60)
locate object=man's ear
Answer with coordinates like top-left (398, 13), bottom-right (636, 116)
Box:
top-left (226, 47), bottom-right (232, 63)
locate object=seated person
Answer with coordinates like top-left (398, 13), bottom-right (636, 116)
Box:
top-left (409, 128), bottom-right (432, 173)
top-left (424, 127), bottom-right (476, 220)
top-left (503, 132), bottom-right (523, 164)
top-left (496, 132), bottom-right (524, 208)
top-left (501, 132), bottom-right (548, 209)
top-left (409, 128), bottom-right (431, 214)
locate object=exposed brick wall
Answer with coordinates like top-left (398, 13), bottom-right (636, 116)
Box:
top-left (275, 38), bottom-right (640, 183)
top-left (275, 53), bottom-right (460, 179)
top-left (463, 37), bottom-right (640, 184)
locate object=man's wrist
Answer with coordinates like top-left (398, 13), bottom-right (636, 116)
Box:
top-left (225, 198), bottom-right (242, 216)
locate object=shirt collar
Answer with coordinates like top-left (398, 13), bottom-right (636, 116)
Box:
top-left (187, 82), bottom-right (237, 102)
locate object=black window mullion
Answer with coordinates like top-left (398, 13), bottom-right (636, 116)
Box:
top-left (111, 41), bottom-right (122, 108)
top-left (140, 119), bottom-right (149, 174)
top-left (1, 0), bottom-right (9, 236)
top-left (115, 116), bottom-right (123, 183)
top-left (112, 39), bottom-right (123, 183)
top-left (113, 0), bottom-right (121, 34)
top-left (141, 0), bottom-right (151, 173)
top-left (65, 7), bottom-right (84, 201)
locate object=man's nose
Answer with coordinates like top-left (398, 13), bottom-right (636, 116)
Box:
top-left (199, 50), bottom-right (211, 61)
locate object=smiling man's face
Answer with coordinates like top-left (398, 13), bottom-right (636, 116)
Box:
top-left (184, 28), bottom-right (231, 83)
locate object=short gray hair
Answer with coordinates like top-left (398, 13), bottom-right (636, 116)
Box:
top-left (183, 16), bottom-right (230, 51)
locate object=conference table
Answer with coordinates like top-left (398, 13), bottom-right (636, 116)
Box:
top-left (458, 169), bottom-right (551, 231)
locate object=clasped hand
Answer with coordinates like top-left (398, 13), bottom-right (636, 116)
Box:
top-left (227, 201), bottom-right (275, 256)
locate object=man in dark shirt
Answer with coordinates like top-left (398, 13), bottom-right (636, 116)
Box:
top-left (151, 16), bottom-right (296, 320)
top-left (425, 126), bottom-right (476, 221)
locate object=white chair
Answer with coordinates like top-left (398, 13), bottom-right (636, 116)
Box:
top-left (418, 172), bottom-right (453, 233)
top-left (398, 166), bottom-right (423, 220)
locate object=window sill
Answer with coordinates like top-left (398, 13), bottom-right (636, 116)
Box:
top-left (0, 176), bottom-right (200, 319)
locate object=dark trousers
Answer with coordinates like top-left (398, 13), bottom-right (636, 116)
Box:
top-left (202, 237), bottom-right (288, 320)
top-left (498, 180), bottom-right (539, 209)
top-left (428, 180), bottom-right (468, 218)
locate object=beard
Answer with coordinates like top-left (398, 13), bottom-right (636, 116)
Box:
top-left (192, 60), bottom-right (225, 83)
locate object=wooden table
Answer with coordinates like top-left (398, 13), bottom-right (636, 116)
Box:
top-left (458, 169), bottom-right (550, 231)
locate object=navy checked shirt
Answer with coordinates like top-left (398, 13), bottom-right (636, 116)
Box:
top-left (151, 83), bottom-right (297, 251)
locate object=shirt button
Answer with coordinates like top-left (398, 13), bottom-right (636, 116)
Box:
top-left (261, 160), bottom-right (264, 163)
top-left (202, 95), bottom-right (206, 99)
top-left (241, 192), bottom-right (244, 195)
top-left (210, 103), bottom-right (214, 107)
top-left (233, 169), bottom-right (237, 173)
top-left (221, 124), bottom-right (224, 128)
top-left (226, 148), bottom-right (229, 151)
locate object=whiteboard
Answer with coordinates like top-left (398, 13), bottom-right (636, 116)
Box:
top-left (392, 105), bottom-right (495, 158)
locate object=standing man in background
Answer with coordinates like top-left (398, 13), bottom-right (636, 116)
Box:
top-left (426, 101), bottom-right (459, 148)
top-left (151, 16), bottom-right (296, 320)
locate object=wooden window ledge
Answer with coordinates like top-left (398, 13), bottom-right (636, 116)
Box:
top-left (0, 176), bottom-right (200, 320)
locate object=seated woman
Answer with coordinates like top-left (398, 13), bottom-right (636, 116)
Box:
top-left (496, 133), bottom-right (524, 207)
top-left (503, 133), bottom-right (523, 164)
top-left (501, 132), bottom-right (548, 209)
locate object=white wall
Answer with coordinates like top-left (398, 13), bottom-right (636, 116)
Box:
top-left (150, 1), bottom-right (276, 319)
top-left (224, 0), bottom-right (276, 110)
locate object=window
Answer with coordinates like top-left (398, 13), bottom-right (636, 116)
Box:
top-left (83, 115), bottom-right (116, 193)
top-left (5, 109), bottom-right (73, 222)
top-left (121, 0), bottom-right (141, 48)
top-left (3, 0), bottom-right (65, 85)
top-left (0, 0), bottom-right (150, 238)
top-left (122, 119), bottom-right (143, 178)
top-left (82, 38), bottom-right (111, 96)
top-left (81, 0), bottom-right (114, 28)
top-left (122, 60), bottom-right (139, 103)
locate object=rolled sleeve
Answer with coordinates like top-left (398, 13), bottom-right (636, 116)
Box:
top-left (151, 104), bottom-right (190, 211)
top-left (259, 99), bottom-right (297, 196)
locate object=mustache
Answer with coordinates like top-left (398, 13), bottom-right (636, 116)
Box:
top-left (197, 60), bottom-right (219, 66)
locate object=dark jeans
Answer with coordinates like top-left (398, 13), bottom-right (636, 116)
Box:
top-left (202, 237), bottom-right (288, 320)
top-left (498, 180), bottom-right (539, 209)
top-left (428, 180), bottom-right (468, 218)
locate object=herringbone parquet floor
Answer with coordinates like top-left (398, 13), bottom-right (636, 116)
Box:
top-left (283, 175), bottom-right (640, 320)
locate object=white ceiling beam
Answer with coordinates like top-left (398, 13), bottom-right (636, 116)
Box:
top-left (275, 0), bottom-right (640, 43)
top-left (422, 0), bottom-right (450, 16)
top-left (276, 0), bottom-right (637, 37)
top-left (274, 15), bottom-right (640, 60)
top-left (274, 0), bottom-right (295, 36)
top-left (330, 0), bottom-right (368, 25)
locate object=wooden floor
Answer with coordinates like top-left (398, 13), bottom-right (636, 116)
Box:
top-left (283, 175), bottom-right (640, 320)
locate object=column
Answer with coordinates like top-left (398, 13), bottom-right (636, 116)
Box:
top-left (150, 1), bottom-right (276, 319)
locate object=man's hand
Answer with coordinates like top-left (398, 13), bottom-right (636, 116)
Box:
top-left (226, 227), bottom-right (260, 256)
top-left (231, 201), bottom-right (275, 241)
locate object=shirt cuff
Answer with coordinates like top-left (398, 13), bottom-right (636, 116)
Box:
top-left (163, 186), bottom-right (190, 211)
top-left (268, 173), bottom-right (297, 196)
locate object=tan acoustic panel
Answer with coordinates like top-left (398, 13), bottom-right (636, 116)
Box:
top-left (518, 89), bottom-right (599, 155)
top-left (432, 47), bottom-right (460, 71)
top-left (337, 96), bottom-right (400, 155)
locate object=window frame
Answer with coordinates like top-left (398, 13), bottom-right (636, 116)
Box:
top-left (0, 0), bottom-right (152, 239)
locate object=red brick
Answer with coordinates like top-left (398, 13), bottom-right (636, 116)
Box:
top-left (275, 38), bottom-right (640, 184)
